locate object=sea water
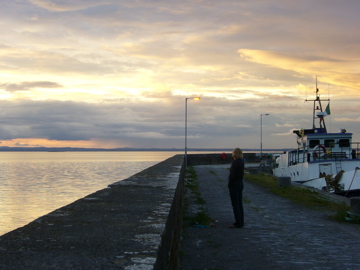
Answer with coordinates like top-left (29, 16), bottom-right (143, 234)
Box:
top-left (0, 151), bottom-right (180, 236)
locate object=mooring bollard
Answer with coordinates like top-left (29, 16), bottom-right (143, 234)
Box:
top-left (277, 176), bottom-right (291, 188)
top-left (350, 197), bottom-right (360, 215)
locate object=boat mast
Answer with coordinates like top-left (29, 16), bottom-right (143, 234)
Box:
top-left (305, 77), bottom-right (330, 133)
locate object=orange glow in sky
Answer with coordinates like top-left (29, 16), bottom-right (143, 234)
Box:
top-left (0, 139), bottom-right (117, 149)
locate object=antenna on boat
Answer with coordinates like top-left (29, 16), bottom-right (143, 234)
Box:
top-left (305, 76), bottom-right (330, 133)
top-left (327, 83), bottom-right (331, 133)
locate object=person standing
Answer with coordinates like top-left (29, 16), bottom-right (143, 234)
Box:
top-left (228, 148), bottom-right (244, 228)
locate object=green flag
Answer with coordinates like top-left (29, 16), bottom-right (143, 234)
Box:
top-left (325, 103), bottom-right (331, 115)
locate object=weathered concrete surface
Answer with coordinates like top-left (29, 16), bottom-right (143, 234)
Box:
top-left (0, 155), bottom-right (184, 270)
top-left (181, 164), bottom-right (360, 270)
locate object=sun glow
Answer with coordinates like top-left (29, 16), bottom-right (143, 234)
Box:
top-left (0, 139), bottom-right (110, 149)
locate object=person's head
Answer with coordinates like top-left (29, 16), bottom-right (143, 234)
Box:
top-left (232, 148), bottom-right (243, 159)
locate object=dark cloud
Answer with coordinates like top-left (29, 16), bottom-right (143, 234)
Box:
top-left (0, 97), bottom-right (307, 148)
top-left (0, 94), bottom-right (358, 149)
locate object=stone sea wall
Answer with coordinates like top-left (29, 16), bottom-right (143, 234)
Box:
top-left (187, 152), bottom-right (259, 165)
top-left (0, 153), bottom-right (231, 270)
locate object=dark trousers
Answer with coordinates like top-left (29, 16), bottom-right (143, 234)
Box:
top-left (228, 181), bottom-right (244, 227)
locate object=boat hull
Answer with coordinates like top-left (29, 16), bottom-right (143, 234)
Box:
top-left (274, 158), bottom-right (360, 194)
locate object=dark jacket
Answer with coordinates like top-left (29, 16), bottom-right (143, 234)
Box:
top-left (228, 158), bottom-right (244, 187)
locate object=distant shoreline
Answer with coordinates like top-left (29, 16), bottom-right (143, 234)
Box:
top-left (0, 146), bottom-right (289, 152)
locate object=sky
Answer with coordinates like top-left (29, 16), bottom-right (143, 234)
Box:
top-left (1, 0), bottom-right (360, 150)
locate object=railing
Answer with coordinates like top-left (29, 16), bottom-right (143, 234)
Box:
top-left (311, 151), bottom-right (350, 164)
top-left (353, 142), bottom-right (360, 158)
top-left (288, 144), bottom-right (360, 166)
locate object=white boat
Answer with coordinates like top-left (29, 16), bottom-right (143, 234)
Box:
top-left (273, 86), bottom-right (360, 196)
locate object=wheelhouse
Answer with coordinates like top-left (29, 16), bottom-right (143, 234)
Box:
top-left (286, 129), bottom-right (355, 167)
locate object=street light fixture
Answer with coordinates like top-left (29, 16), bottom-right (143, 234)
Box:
top-left (260, 113), bottom-right (269, 160)
top-left (185, 97), bottom-right (200, 169)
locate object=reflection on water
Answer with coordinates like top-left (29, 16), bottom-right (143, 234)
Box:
top-left (0, 151), bottom-right (179, 236)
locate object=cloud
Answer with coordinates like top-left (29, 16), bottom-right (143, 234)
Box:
top-left (28, 0), bottom-right (114, 12)
top-left (335, 117), bottom-right (360, 122)
top-left (0, 81), bottom-right (63, 92)
top-left (272, 129), bottom-right (297, 137)
top-left (0, 92), bottom-right (357, 149)
top-left (15, 143), bottom-right (30, 147)
top-left (237, 49), bottom-right (360, 92)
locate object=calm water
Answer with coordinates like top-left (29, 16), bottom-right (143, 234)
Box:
top-left (0, 151), bottom-right (181, 236)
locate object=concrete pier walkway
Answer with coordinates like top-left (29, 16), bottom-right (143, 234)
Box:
top-left (0, 155), bottom-right (185, 269)
top-left (180, 165), bottom-right (360, 270)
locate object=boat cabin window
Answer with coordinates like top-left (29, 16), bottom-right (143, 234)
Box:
top-left (309, 140), bottom-right (320, 148)
top-left (339, 139), bottom-right (350, 147)
top-left (324, 139), bottom-right (335, 148)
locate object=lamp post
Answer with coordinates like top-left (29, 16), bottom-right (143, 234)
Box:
top-left (185, 97), bottom-right (200, 169)
top-left (260, 113), bottom-right (269, 160)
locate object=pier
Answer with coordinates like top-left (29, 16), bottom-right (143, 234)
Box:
top-left (1, 153), bottom-right (360, 269)
top-left (0, 154), bottom-right (186, 269)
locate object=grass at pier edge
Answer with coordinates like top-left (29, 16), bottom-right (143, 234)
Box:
top-left (245, 173), bottom-right (359, 223)
top-left (183, 167), bottom-right (213, 227)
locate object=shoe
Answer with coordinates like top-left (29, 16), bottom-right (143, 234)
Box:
top-left (229, 223), bottom-right (242, 228)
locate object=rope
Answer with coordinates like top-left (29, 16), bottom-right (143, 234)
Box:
top-left (345, 167), bottom-right (360, 197)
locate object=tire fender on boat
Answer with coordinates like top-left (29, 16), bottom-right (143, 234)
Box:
top-left (312, 144), bottom-right (326, 157)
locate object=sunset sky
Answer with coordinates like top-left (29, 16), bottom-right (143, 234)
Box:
top-left (1, 0), bottom-right (360, 150)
